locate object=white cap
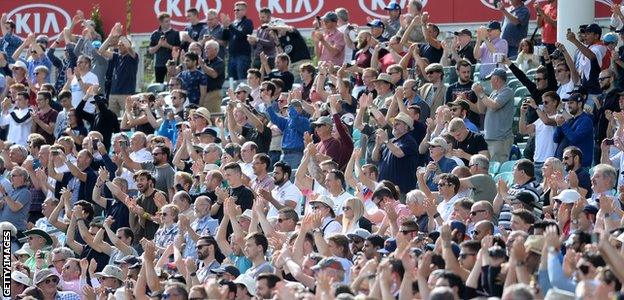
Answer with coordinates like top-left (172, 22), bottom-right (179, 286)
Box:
top-left (11, 271), bottom-right (31, 286)
top-left (553, 189), bottom-right (582, 204)
top-left (233, 274), bottom-right (256, 296)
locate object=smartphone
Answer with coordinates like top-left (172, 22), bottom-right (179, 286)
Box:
top-left (164, 107), bottom-right (173, 116)
top-left (605, 138), bottom-right (615, 146)
top-left (92, 138), bottom-right (99, 149)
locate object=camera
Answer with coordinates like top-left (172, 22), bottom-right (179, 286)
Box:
top-left (346, 24), bottom-right (355, 31)
top-left (488, 246), bottom-right (506, 258)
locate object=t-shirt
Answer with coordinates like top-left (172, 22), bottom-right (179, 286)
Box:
top-left (110, 52), bottom-right (138, 95)
top-left (241, 124), bottom-right (272, 155)
top-left (230, 185), bottom-right (254, 212)
top-left (501, 5), bottom-right (530, 50)
top-left (484, 87), bottom-right (514, 140)
top-left (34, 108), bottom-right (58, 144)
top-left (420, 43), bottom-right (444, 64)
top-left (204, 56), bottom-right (225, 92)
top-left (445, 80), bottom-right (480, 128)
top-left (70, 72), bottom-right (99, 113)
top-left (456, 131), bottom-right (489, 165)
top-left (468, 174), bottom-right (497, 202)
top-left (0, 186), bottom-right (30, 230)
top-left (533, 114), bottom-right (557, 163)
top-left (268, 70), bottom-right (294, 92)
top-left (378, 133), bottom-right (419, 195)
top-left (140, 162), bottom-right (175, 199)
top-left (149, 29), bottom-right (181, 67)
top-left (178, 69), bottom-right (208, 105)
top-left (278, 29), bottom-right (311, 64)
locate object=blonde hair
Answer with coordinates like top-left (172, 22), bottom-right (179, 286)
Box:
top-left (341, 198), bottom-right (365, 234)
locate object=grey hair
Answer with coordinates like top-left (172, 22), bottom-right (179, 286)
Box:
top-left (429, 287), bottom-right (455, 300)
top-left (112, 132), bottom-right (130, 143)
top-left (593, 163), bottom-right (618, 189)
top-left (335, 8), bottom-right (349, 22)
top-left (9, 145), bottom-right (28, 159)
top-left (51, 246), bottom-right (75, 259)
top-left (205, 143), bottom-right (223, 157)
top-left (205, 40), bottom-right (219, 51)
top-left (501, 283), bottom-right (535, 300)
top-left (207, 9), bottom-right (218, 17)
top-left (406, 189), bottom-right (426, 205)
top-left (470, 154), bottom-right (490, 170)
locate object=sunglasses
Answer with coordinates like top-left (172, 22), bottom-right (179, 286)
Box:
top-left (599, 77), bottom-right (612, 81)
top-left (470, 210), bottom-right (486, 216)
top-left (437, 182), bottom-right (453, 187)
top-left (343, 206), bottom-right (352, 211)
top-left (277, 218), bottom-right (288, 223)
top-left (459, 252), bottom-right (476, 259)
top-left (43, 277), bottom-right (59, 284)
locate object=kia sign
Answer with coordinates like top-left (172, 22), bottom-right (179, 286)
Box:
top-left (480, 0), bottom-right (533, 10)
top-left (256, 0), bottom-right (324, 23)
top-left (153, 0), bottom-right (222, 27)
top-left (6, 4), bottom-right (71, 40)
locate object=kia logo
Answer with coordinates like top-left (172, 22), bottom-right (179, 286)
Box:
top-left (255, 0), bottom-right (324, 23)
top-left (358, 0), bottom-right (427, 19)
top-left (154, 0), bottom-right (222, 27)
top-left (6, 4), bottom-right (71, 40)
top-left (480, 0), bottom-right (533, 10)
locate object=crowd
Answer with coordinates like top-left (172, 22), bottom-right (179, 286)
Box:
top-left (6, 0), bottom-right (624, 299)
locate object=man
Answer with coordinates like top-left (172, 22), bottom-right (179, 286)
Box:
top-left (473, 21), bottom-right (508, 80)
top-left (35, 269), bottom-right (80, 300)
top-left (221, 1), bottom-right (253, 81)
top-left (472, 68), bottom-right (514, 162)
top-left (593, 69), bottom-right (620, 164)
top-left (54, 90), bottom-right (73, 139)
top-left (32, 91), bottom-right (58, 144)
top-left (322, 169), bottom-right (353, 217)
top-left (519, 92), bottom-right (560, 180)
top-left (0, 166), bottom-right (30, 232)
top-left (307, 196), bottom-right (342, 238)
top-left (239, 141), bottom-right (258, 182)
top-left (180, 195), bottom-right (217, 259)
top-left (246, 69), bottom-right (263, 107)
top-left (419, 13), bottom-right (444, 64)
top-left (535, 0), bottom-right (557, 53)
top-left (123, 144), bottom-right (175, 199)
top-left (447, 100), bottom-right (478, 132)
top-left (272, 23), bottom-right (312, 81)
top-left (250, 153), bottom-right (274, 192)
top-left (459, 154), bottom-right (497, 202)
top-left (312, 12), bottom-right (345, 66)
top-left (194, 236), bottom-right (221, 283)
top-left (0, 15), bottom-right (22, 63)
top-left (128, 170), bottom-right (167, 241)
top-left (22, 228), bottom-right (52, 269)
top-left (200, 9), bottom-right (226, 59)
top-left (249, 7), bottom-right (278, 69)
top-left (149, 13), bottom-right (181, 83)
top-left (313, 97), bottom-right (354, 170)
top-left (265, 98), bottom-right (310, 168)
top-left (553, 93), bottom-right (594, 167)
top-left (64, 55), bottom-right (99, 113)
top-left (178, 52), bottom-right (207, 106)
top-left (256, 273), bottom-right (281, 299)
top-left (260, 161), bottom-right (302, 218)
top-left (445, 59), bottom-right (479, 128)
top-left (76, 94), bottom-right (120, 151)
top-left (423, 137), bottom-right (458, 191)
top-left (95, 174), bottom-right (130, 231)
top-left (443, 29), bottom-right (476, 65)
top-left (200, 40), bottom-right (225, 113)
top-left (372, 112), bottom-right (419, 196)
top-left (218, 162), bottom-right (254, 213)
top-left (371, 187), bottom-right (411, 230)
top-left (60, 258), bottom-right (82, 294)
top-left (243, 232), bottom-right (274, 278)
top-left (182, 8), bottom-right (207, 50)
top-left (367, 19), bottom-right (387, 42)
top-left (511, 209), bottom-right (536, 232)
top-left (499, 0), bottom-right (530, 58)
top-left (265, 53), bottom-right (294, 92)
top-left (567, 27), bottom-right (601, 102)
top-left (419, 63), bottom-right (448, 114)
top-left (383, 1), bottom-right (402, 38)
top-left (98, 23), bottom-right (138, 116)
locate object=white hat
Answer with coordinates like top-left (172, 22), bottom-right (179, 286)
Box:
top-left (236, 209), bottom-right (253, 221)
top-left (233, 274), bottom-right (256, 296)
top-left (553, 189), bottom-right (582, 204)
top-left (11, 271), bottom-right (31, 286)
top-left (427, 137), bottom-right (448, 149)
top-left (95, 265), bottom-right (124, 281)
top-left (309, 196), bottom-right (335, 213)
top-left (9, 60), bottom-right (27, 70)
top-left (393, 112), bottom-right (414, 130)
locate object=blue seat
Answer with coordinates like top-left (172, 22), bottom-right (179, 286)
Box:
top-left (499, 160), bottom-right (517, 173)
top-left (494, 172), bottom-right (514, 186)
top-left (488, 161), bottom-right (501, 175)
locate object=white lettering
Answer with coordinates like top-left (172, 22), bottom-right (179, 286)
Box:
top-left (167, 0), bottom-right (183, 17)
top-left (42, 12), bottom-right (60, 34)
top-left (14, 13), bottom-right (31, 34)
top-left (371, 0), bottom-right (386, 10)
top-left (268, 0), bottom-right (284, 14)
top-left (294, 0), bottom-right (313, 13)
top-left (34, 12), bottom-right (41, 33)
top-left (195, 0), bottom-right (209, 13)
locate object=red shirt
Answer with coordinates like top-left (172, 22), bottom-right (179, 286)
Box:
top-left (541, 3), bottom-right (557, 44)
top-left (316, 114), bottom-right (354, 170)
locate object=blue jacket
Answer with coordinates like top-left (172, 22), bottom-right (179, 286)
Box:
top-left (267, 104), bottom-right (310, 151)
top-left (553, 112), bottom-right (593, 167)
top-left (0, 33), bottom-right (22, 63)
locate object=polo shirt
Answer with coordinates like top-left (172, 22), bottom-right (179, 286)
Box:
top-left (110, 52), bottom-right (138, 95)
top-left (456, 131), bottom-right (489, 165)
top-left (204, 56), bottom-right (225, 92)
top-left (269, 181), bottom-right (303, 218)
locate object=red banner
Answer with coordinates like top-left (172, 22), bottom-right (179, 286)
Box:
top-left (0, 0), bottom-right (615, 39)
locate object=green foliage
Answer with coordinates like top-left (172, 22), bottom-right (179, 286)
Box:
top-left (90, 5), bottom-right (106, 40)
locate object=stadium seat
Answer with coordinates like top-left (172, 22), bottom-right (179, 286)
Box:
top-left (514, 87), bottom-right (530, 98)
top-left (507, 79), bottom-right (521, 90)
top-left (494, 172), bottom-right (514, 186)
top-left (499, 160), bottom-right (517, 173)
top-left (488, 161), bottom-right (501, 175)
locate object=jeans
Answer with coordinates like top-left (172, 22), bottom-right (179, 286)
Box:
top-left (228, 54), bottom-right (251, 80)
top-left (534, 161), bottom-right (544, 184)
top-left (281, 150), bottom-right (303, 169)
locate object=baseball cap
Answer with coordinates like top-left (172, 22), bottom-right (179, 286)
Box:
top-left (235, 83), bottom-right (252, 94)
top-left (553, 189), bottom-right (582, 204)
top-left (562, 93), bottom-right (583, 102)
top-left (487, 21), bottom-right (502, 31)
top-left (377, 238), bottom-right (397, 254)
top-left (485, 68), bottom-right (507, 81)
top-left (582, 204), bottom-right (599, 215)
top-left (450, 220), bottom-right (467, 235)
top-left (322, 12), bottom-right (338, 22)
top-left (427, 137), bottom-right (448, 149)
top-left (569, 85), bottom-right (588, 96)
top-left (210, 265), bottom-right (241, 277)
top-left (312, 115), bottom-right (333, 126)
top-left (233, 274), bottom-right (256, 296)
top-left (9, 60), bottom-right (27, 70)
top-left (11, 271), bottom-right (32, 286)
top-left (367, 19), bottom-right (385, 28)
top-left (312, 257), bottom-right (345, 271)
top-left (347, 228), bottom-right (371, 241)
top-left (454, 28), bottom-right (472, 37)
top-left (603, 32), bottom-right (619, 44)
top-left (385, 1), bottom-right (402, 10)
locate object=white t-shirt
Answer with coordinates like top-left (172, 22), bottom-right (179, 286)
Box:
top-left (557, 80), bottom-right (575, 100)
top-left (437, 194), bottom-right (461, 222)
top-left (330, 191), bottom-right (354, 216)
top-left (578, 44), bottom-right (606, 80)
top-left (338, 24), bottom-right (356, 64)
top-left (130, 148), bottom-right (153, 163)
top-left (533, 113), bottom-right (557, 163)
top-left (0, 107), bottom-right (32, 146)
top-left (269, 181), bottom-right (303, 218)
top-left (70, 71), bottom-right (99, 113)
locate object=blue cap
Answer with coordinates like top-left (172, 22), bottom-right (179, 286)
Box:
top-left (486, 68), bottom-right (508, 81)
top-left (367, 19), bottom-right (385, 28)
top-left (603, 32), bottom-right (619, 44)
top-left (450, 242), bottom-right (461, 258)
top-left (385, 1), bottom-right (401, 10)
top-left (487, 21), bottom-right (502, 31)
top-left (377, 238), bottom-right (397, 254)
top-left (91, 40), bottom-right (102, 49)
top-left (450, 220), bottom-right (467, 235)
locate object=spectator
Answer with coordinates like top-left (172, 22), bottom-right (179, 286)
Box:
top-left (181, 8), bottom-right (207, 50)
top-left (312, 12), bottom-right (346, 66)
top-left (200, 9), bottom-right (226, 59)
top-left (271, 22), bottom-right (312, 81)
top-left (1, 91), bottom-right (32, 146)
top-left (554, 93), bottom-right (594, 167)
top-left (418, 63), bottom-right (447, 114)
top-left (442, 29), bottom-right (476, 66)
top-left (249, 7), bottom-right (278, 70)
top-left (447, 100), bottom-right (478, 132)
top-left (149, 13), bottom-right (181, 83)
top-left (562, 146), bottom-right (592, 198)
top-left (64, 55), bottom-right (99, 114)
top-left (473, 21), bottom-right (508, 80)
top-left (498, 0), bottom-right (530, 58)
top-left (535, 0), bottom-right (558, 53)
top-left (221, 1), bottom-right (254, 81)
top-left (32, 91), bottom-right (58, 145)
top-left (383, 1), bottom-right (402, 39)
top-left (200, 40), bottom-right (225, 113)
top-left (264, 53), bottom-right (294, 92)
top-left (419, 13), bottom-right (444, 64)
top-left (178, 52), bottom-right (207, 106)
top-left (448, 117), bottom-right (489, 165)
top-left (0, 14), bottom-right (22, 63)
top-left (11, 33), bottom-right (52, 83)
top-left (519, 92), bottom-right (559, 181)
top-left (472, 68), bottom-right (514, 162)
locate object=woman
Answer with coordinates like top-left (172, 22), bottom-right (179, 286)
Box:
top-left (62, 108), bottom-right (88, 150)
top-left (153, 204), bottom-right (180, 253)
top-left (341, 198), bottom-right (373, 234)
top-left (29, 66), bottom-right (50, 106)
top-left (515, 38), bottom-right (540, 72)
top-left (121, 93), bottom-right (159, 134)
top-left (540, 157), bottom-right (565, 217)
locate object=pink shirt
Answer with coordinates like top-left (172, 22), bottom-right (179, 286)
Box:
top-left (318, 29), bottom-right (346, 65)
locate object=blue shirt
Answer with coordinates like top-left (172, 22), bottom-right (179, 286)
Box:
top-left (464, 118), bottom-right (479, 133)
top-left (25, 56), bottom-right (52, 83)
top-left (178, 69), bottom-right (208, 105)
top-left (425, 156), bottom-right (459, 191)
top-left (501, 5), bottom-right (530, 49)
top-left (0, 33), bottom-right (22, 63)
top-left (267, 104), bottom-right (310, 151)
top-left (228, 253), bottom-right (252, 274)
top-left (0, 185), bottom-right (31, 230)
top-left (553, 112), bottom-right (594, 167)
top-left (378, 132), bottom-right (419, 194)
top-left (184, 215), bottom-right (218, 259)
